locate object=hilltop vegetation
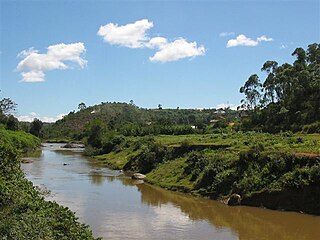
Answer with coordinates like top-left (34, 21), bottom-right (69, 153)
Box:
top-left (238, 43), bottom-right (320, 132)
top-left (43, 102), bottom-right (237, 140)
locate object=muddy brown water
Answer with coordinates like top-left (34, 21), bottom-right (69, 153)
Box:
top-left (22, 144), bottom-right (320, 240)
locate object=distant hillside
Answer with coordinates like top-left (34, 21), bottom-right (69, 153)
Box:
top-left (43, 102), bottom-right (237, 139)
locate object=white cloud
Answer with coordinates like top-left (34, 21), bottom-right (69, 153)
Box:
top-left (17, 47), bottom-right (38, 58)
top-left (17, 112), bottom-right (66, 123)
top-left (257, 35), bottom-right (273, 42)
top-left (21, 71), bottom-right (45, 82)
top-left (226, 34), bottom-right (273, 48)
top-left (97, 19), bottom-right (153, 48)
top-left (98, 19), bottom-right (205, 62)
top-left (280, 43), bottom-right (288, 49)
top-left (215, 103), bottom-right (239, 110)
top-left (145, 37), bottom-right (168, 48)
top-left (149, 38), bottom-right (205, 63)
top-left (17, 42), bottom-right (87, 82)
top-left (219, 32), bottom-right (234, 37)
top-left (227, 34), bottom-right (258, 47)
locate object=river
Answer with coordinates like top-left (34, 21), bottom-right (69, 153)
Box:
top-left (21, 144), bottom-right (320, 240)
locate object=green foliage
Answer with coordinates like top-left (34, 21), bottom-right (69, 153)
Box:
top-left (0, 130), bottom-right (98, 239)
top-left (6, 115), bottom-right (19, 131)
top-left (194, 153), bottom-right (236, 197)
top-left (43, 102), bottom-right (238, 139)
top-left (85, 119), bottom-right (107, 149)
top-left (0, 128), bottom-right (41, 153)
top-left (239, 43), bottom-right (320, 132)
top-left (29, 118), bottom-right (43, 137)
top-left (183, 152), bottom-right (208, 181)
top-left (124, 139), bottom-right (168, 174)
top-left (302, 121), bottom-right (320, 133)
top-left (0, 97), bottom-right (17, 116)
top-left (0, 95), bottom-right (20, 131)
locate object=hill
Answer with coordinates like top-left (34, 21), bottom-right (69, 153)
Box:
top-left (43, 102), bottom-right (237, 140)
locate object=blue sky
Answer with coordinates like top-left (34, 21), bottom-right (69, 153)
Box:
top-left (1, 0), bottom-right (319, 122)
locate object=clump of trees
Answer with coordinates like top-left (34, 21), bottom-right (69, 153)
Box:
top-left (0, 96), bottom-right (19, 130)
top-left (239, 43), bottom-right (320, 132)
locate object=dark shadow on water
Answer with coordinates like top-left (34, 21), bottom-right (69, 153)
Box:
top-left (88, 171), bottom-right (105, 185)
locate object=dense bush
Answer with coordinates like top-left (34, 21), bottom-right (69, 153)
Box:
top-left (194, 153), bottom-right (236, 197)
top-left (302, 121), bottom-right (320, 133)
top-left (124, 140), bottom-right (168, 173)
top-left (183, 152), bottom-right (208, 181)
top-left (0, 127), bottom-right (40, 153)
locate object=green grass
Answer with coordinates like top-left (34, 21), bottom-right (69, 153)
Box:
top-left (95, 132), bottom-right (320, 170)
top-left (94, 147), bottom-right (140, 169)
top-left (0, 128), bottom-right (41, 152)
top-left (146, 157), bottom-right (194, 192)
top-left (155, 132), bottom-right (320, 153)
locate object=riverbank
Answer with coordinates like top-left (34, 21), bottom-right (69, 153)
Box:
top-left (93, 132), bottom-right (320, 215)
top-left (0, 129), bottom-right (98, 239)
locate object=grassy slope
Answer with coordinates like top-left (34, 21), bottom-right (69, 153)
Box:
top-left (0, 128), bottom-right (41, 152)
top-left (0, 128), bottom-right (98, 239)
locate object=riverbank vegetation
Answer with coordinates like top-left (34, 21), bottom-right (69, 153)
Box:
top-left (91, 132), bottom-right (320, 214)
top-left (0, 128), bottom-right (98, 239)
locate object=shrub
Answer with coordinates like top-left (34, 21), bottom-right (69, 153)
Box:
top-left (124, 141), bottom-right (167, 173)
top-left (302, 122), bottom-right (320, 133)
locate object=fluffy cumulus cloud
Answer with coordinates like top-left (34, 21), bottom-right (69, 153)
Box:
top-left (226, 34), bottom-right (273, 48)
top-left (97, 19), bottom-right (153, 48)
top-left (17, 112), bottom-right (66, 123)
top-left (17, 42), bottom-right (87, 82)
top-left (149, 38), bottom-right (205, 63)
top-left (97, 19), bottom-right (205, 62)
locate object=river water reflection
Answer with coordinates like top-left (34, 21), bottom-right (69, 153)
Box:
top-left (22, 144), bottom-right (320, 240)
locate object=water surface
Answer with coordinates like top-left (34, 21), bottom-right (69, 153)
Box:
top-left (22, 144), bottom-right (320, 240)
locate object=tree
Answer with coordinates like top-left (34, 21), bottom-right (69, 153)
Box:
top-left (0, 97), bottom-right (17, 116)
top-left (239, 43), bottom-right (320, 132)
top-left (306, 43), bottom-right (320, 64)
top-left (239, 74), bottom-right (262, 110)
top-left (29, 118), bottom-right (43, 137)
top-left (85, 119), bottom-right (106, 149)
top-left (261, 61), bottom-right (278, 104)
top-left (6, 115), bottom-right (19, 131)
top-left (78, 102), bottom-right (86, 111)
top-left (158, 104), bottom-right (162, 110)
